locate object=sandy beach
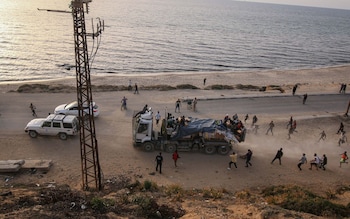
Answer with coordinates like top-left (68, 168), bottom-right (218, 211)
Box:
top-left (0, 66), bottom-right (349, 218)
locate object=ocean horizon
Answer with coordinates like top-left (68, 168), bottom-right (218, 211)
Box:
top-left (0, 0), bottom-right (350, 83)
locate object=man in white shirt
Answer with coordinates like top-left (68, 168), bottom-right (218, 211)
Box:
top-left (309, 153), bottom-right (320, 170)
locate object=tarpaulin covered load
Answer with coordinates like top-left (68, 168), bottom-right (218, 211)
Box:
top-left (170, 118), bottom-right (238, 142)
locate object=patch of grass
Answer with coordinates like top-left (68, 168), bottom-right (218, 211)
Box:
top-left (335, 185), bottom-right (350, 195)
top-left (235, 190), bottom-right (251, 200)
top-left (90, 197), bottom-right (115, 213)
top-left (210, 84), bottom-right (234, 90)
top-left (262, 185), bottom-right (350, 217)
top-left (176, 84), bottom-right (199, 89)
top-left (202, 187), bottom-right (224, 200)
top-left (165, 184), bottom-right (185, 201)
top-left (236, 84), bottom-right (261, 90)
top-left (143, 180), bottom-right (158, 192)
top-left (143, 85), bottom-right (176, 91)
top-left (131, 194), bottom-right (158, 216)
top-left (17, 84), bottom-right (48, 93)
top-left (128, 180), bottom-right (142, 192)
top-left (92, 85), bottom-right (125, 91)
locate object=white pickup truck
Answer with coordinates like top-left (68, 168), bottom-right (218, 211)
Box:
top-left (24, 114), bottom-right (79, 140)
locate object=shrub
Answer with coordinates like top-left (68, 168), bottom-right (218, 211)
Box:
top-left (236, 84), bottom-right (261, 90)
top-left (202, 187), bottom-right (223, 200)
top-left (176, 84), bottom-right (199, 89)
top-left (143, 85), bottom-right (176, 91)
top-left (131, 194), bottom-right (158, 216)
top-left (143, 180), bottom-right (158, 191)
top-left (262, 185), bottom-right (350, 217)
top-left (210, 84), bottom-right (234, 90)
top-left (165, 184), bottom-right (185, 201)
top-left (90, 197), bottom-right (115, 213)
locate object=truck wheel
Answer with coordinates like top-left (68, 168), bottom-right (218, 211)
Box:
top-left (191, 143), bottom-right (201, 151)
top-left (143, 143), bottom-right (154, 152)
top-left (29, 131), bottom-right (38, 138)
top-left (166, 144), bottom-right (176, 153)
top-left (217, 145), bottom-right (230, 155)
top-left (59, 133), bottom-right (68, 140)
top-left (204, 146), bottom-right (216, 155)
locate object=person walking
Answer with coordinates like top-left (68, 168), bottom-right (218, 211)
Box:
top-left (302, 93), bottom-right (308, 104)
top-left (286, 116), bottom-right (293, 129)
top-left (292, 84), bottom-right (298, 96)
top-left (339, 83), bottom-right (346, 94)
top-left (297, 153), bottom-right (307, 171)
top-left (155, 111), bottom-right (161, 126)
top-left (155, 152), bottom-right (163, 173)
top-left (172, 150), bottom-right (180, 167)
top-left (203, 78), bottom-right (206, 86)
top-left (252, 115), bottom-right (258, 127)
top-left (121, 96), bottom-right (127, 110)
top-left (244, 114), bottom-right (249, 123)
top-left (266, 121), bottom-right (275, 135)
top-left (338, 130), bottom-right (347, 146)
top-left (320, 154), bottom-right (327, 170)
top-left (227, 151), bottom-right (238, 170)
top-left (340, 151), bottom-right (348, 167)
top-left (128, 79), bottom-right (132, 91)
top-left (245, 149), bottom-right (253, 167)
top-left (337, 122), bottom-right (344, 134)
top-left (134, 83), bottom-right (139, 94)
top-left (193, 97), bottom-right (198, 112)
top-left (29, 103), bottom-right (37, 117)
top-left (287, 126), bottom-right (294, 140)
top-left (175, 99), bottom-right (181, 113)
top-left (318, 130), bottom-right (326, 141)
top-left (271, 148), bottom-right (283, 165)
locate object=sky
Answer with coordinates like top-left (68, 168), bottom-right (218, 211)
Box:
top-left (245, 0), bottom-right (350, 10)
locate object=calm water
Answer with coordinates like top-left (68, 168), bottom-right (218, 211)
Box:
top-left (0, 0), bottom-right (350, 82)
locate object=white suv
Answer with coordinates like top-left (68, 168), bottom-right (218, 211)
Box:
top-left (54, 101), bottom-right (100, 117)
top-left (24, 114), bottom-right (79, 140)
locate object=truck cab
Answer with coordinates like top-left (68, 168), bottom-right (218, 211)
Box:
top-left (132, 109), bottom-right (156, 151)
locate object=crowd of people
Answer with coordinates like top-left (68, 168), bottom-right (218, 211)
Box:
top-left (128, 80), bottom-right (348, 175)
top-left (224, 111), bottom-right (348, 172)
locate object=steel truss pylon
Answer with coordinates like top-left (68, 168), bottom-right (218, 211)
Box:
top-left (71, 0), bottom-right (102, 191)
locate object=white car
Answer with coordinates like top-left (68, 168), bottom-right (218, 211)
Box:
top-left (54, 101), bottom-right (100, 117)
top-left (25, 114), bottom-right (79, 140)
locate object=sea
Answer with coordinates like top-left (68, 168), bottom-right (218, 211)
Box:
top-left (0, 0), bottom-right (350, 83)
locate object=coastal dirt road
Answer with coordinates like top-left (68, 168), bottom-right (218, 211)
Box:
top-left (0, 90), bottom-right (349, 193)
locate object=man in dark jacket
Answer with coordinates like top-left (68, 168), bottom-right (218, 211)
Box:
top-left (245, 149), bottom-right (253, 167)
top-left (271, 148), bottom-right (283, 165)
top-left (155, 152), bottom-right (163, 174)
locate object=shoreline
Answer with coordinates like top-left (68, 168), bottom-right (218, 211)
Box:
top-left (0, 65), bottom-right (348, 95)
top-left (1, 64), bottom-right (349, 86)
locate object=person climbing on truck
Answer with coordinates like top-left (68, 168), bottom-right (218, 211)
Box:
top-left (134, 104), bottom-right (148, 117)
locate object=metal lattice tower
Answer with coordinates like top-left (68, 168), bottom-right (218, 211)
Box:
top-left (71, 0), bottom-right (102, 191)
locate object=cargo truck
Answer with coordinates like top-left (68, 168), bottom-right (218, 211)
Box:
top-left (132, 107), bottom-right (246, 155)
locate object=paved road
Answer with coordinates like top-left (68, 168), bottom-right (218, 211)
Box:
top-left (192, 93), bottom-right (350, 117)
top-left (0, 92), bottom-right (349, 132)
